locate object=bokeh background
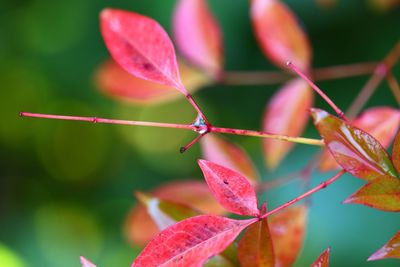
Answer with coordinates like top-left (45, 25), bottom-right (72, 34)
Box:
top-left (1, 0), bottom-right (399, 266)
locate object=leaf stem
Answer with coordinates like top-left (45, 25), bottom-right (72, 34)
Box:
top-left (386, 72), bottom-right (400, 106)
top-left (260, 170), bottom-right (346, 219)
top-left (287, 61), bottom-right (348, 121)
top-left (185, 93), bottom-right (210, 125)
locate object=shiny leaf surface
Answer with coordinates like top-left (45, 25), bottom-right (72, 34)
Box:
top-left (198, 160), bottom-right (260, 216)
top-left (131, 215), bottom-right (255, 267)
top-left (368, 230), bottom-right (400, 261)
top-left (310, 248), bottom-right (330, 267)
top-left (263, 78), bottom-right (313, 169)
top-left (343, 175), bottom-right (400, 211)
top-left (311, 108), bottom-right (398, 181)
top-left (238, 218), bottom-right (274, 267)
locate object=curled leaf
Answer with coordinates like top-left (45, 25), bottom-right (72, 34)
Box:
top-left (251, 0), bottom-right (312, 71)
top-left (311, 108), bottom-right (398, 181)
top-left (310, 248), bottom-right (330, 267)
top-left (263, 78), bottom-right (313, 169)
top-left (100, 8), bottom-right (186, 93)
top-left (198, 160), bottom-right (260, 217)
top-left (80, 256), bottom-right (97, 267)
top-left (343, 175), bottom-right (400, 212)
top-left (131, 215), bottom-right (255, 267)
top-left (173, 0), bottom-right (223, 76)
top-left (368, 230), bottom-right (400, 261)
top-left (392, 129), bottom-right (400, 174)
top-left (269, 205), bottom-right (307, 267)
top-left (238, 218), bottom-right (274, 267)
top-left (201, 134), bottom-right (259, 184)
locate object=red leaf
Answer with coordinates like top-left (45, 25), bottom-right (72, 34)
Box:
top-left (173, 0), bottom-right (223, 76)
top-left (311, 108), bottom-right (398, 181)
top-left (198, 160), bottom-right (260, 216)
top-left (343, 175), bottom-right (400, 211)
top-left (269, 205), bottom-right (307, 267)
top-left (319, 107), bottom-right (400, 172)
top-left (263, 79), bottom-right (313, 169)
top-left (95, 59), bottom-right (209, 105)
top-left (250, 0), bottom-right (312, 71)
top-left (100, 9), bottom-right (186, 93)
top-left (238, 218), bottom-right (275, 267)
top-left (310, 248), bottom-right (330, 267)
top-left (393, 129), bottom-right (400, 174)
top-left (131, 215), bottom-right (255, 267)
top-left (201, 134), bottom-right (259, 184)
top-left (80, 256), bottom-right (97, 267)
top-left (368, 230), bottom-right (400, 261)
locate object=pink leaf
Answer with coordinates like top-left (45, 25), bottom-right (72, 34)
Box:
top-left (310, 248), bottom-right (330, 267)
top-left (198, 160), bottom-right (260, 216)
top-left (100, 8), bottom-right (186, 93)
top-left (80, 256), bottom-right (97, 267)
top-left (131, 215), bottom-right (255, 267)
top-left (262, 78), bottom-right (313, 169)
top-left (173, 0), bottom-right (223, 76)
top-left (368, 230), bottom-right (400, 261)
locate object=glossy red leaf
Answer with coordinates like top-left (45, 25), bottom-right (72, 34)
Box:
top-left (251, 0), bottom-right (312, 71)
top-left (263, 78), bottom-right (313, 169)
top-left (238, 218), bottom-right (274, 267)
top-left (173, 0), bottom-right (223, 76)
top-left (311, 108), bottom-right (398, 181)
top-left (368, 230), bottom-right (400, 261)
top-left (393, 129), bottom-right (400, 174)
top-left (131, 215), bottom-right (255, 267)
top-left (80, 256), bottom-right (96, 267)
top-left (100, 8), bottom-right (186, 93)
top-left (95, 59), bottom-right (209, 105)
top-left (343, 175), bottom-right (400, 211)
top-left (310, 248), bottom-right (330, 267)
top-left (198, 160), bottom-right (260, 216)
top-left (319, 107), bottom-right (400, 172)
top-left (269, 205), bottom-right (307, 267)
top-left (201, 134), bottom-right (259, 184)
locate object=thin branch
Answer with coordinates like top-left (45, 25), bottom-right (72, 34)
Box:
top-left (386, 72), bottom-right (400, 105)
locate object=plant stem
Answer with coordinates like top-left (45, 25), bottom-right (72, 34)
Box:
top-left (386, 72), bottom-right (400, 105)
top-left (219, 62), bottom-right (378, 86)
top-left (260, 170), bottom-right (346, 219)
top-left (185, 93), bottom-right (210, 125)
top-left (287, 61), bottom-right (348, 121)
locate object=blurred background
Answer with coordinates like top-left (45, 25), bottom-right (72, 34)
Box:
top-left (1, 0), bottom-right (399, 266)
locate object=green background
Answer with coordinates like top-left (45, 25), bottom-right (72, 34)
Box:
top-left (0, 0), bottom-right (399, 266)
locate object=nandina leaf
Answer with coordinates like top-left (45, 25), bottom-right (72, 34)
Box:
top-left (263, 79), bottom-right (313, 169)
top-left (250, 0), bottom-right (312, 71)
top-left (310, 248), bottom-right (330, 267)
top-left (311, 108), bottom-right (398, 181)
top-left (201, 134), bottom-right (259, 184)
top-left (319, 107), bottom-right (400, 172)
top-left (80, 256), bottom-right (97, 267)
top-left (237, 218), bottom-right (274, 267)
top-left (131, 215), bottom-right (255, 267)
top-left (198, 160), bottom-right (260, 216)
top-left (343, 175), bottom-right (400, 211)
top-left (135, 191), bottom-right (200, 231)
top-left (95, 59), bottom-right (209, 105)
top-left (173, 0), bottom-right (223, 76)
top-left (125, 180), bottom-right (225, 246)
top-left (368, 230), bottom-right (400, 261)
top-left (393, 129), bottom-right (400, 174)
top-left (269, 205), bottom-right (307, 267)
top-left (100, 8), bottom-right (186, 93)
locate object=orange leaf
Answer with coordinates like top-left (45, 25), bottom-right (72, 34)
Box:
top-left (310, 248), bottom-right (330, 267)
top-left (368, 230), bottom-right (400, 261)
top-left (263, 79), bottom-right (313, 169)
top-left (251, 0), bottom-right (312, 71)
top-left (392, 129), bottom-right (400, 174)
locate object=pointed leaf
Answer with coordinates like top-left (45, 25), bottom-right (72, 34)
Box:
top-left (201, 134), bottom-right (259, 184)
top-left (368, 230), bottom-right (400, 261)
top-left (263, 79), bottom-right (313, 169)
top-left (319, 107), bottom-right (400, 172)
top-left (393, 129), bottom-right (400, 174)
top-left (95, 59), bottom-right (209, 105)
top-left (100, 8), bottom-right (186, 93)
top-left (131, 215), bottom-right (255, 267)
top-left (251, 0), bottom-right (312, 71)
top-left (173, 0), bottom-right (223, 76)
top-left (311, 108), bottom-right (398, 181)
top-left (343, 175), bottom-right (400, 211)
top-left (80, 257), bottom-right (97, 267)
top-left (269, 205), bottom-right (307, 267)
top-left (310, 248), bottom-right (330, 267)
top-left (198, 160), bottom-right (260, 216)
top-left (238, 218), bottom-right (274, 267)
